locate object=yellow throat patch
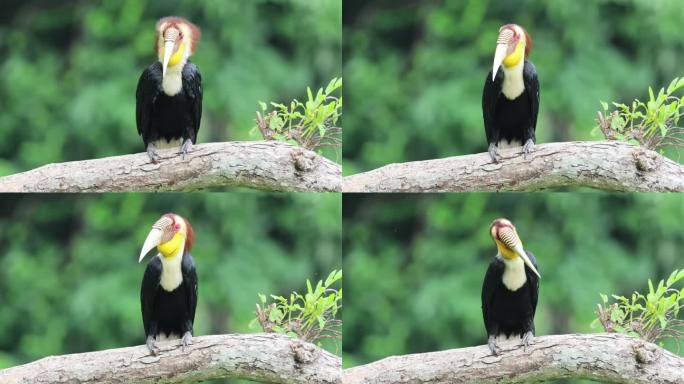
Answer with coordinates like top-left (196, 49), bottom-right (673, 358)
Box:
top-left (496, 239), bottom-right (519, 260)
top-left (503, 42), bottom-right (524, 68)
top-left (157, 232), bottom-right (184, 258)
top-left (163, 41), bottom-right (186, 68)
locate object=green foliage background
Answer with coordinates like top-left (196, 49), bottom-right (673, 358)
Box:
top-left (0, 0), bottom-right (341, 175)
top-left (343, 0), bottom-right (684, 174)
top-left (0, 193), bottom-right (342, 384)
top-left (343, 193), bottom-right (684, 376)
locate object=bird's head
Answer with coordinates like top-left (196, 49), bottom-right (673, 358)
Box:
top-left (489, 218), bottom-right (540, 278)
top-left (491, 24), bottom-right (532, 80)
top-left (155, 16), bottom-right (200, 78)
top-left (139, 213), bottom-right (195, 262)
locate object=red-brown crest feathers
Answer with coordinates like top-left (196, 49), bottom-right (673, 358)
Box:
top-left (154, 16), bottom-right (201, 54)
top-left (184, 217), bottom-right (195, 252)
top-left (522, 28), bottom-right (533, 57)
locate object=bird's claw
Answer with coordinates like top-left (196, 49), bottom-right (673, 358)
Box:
top-left (180, 139), bottom-right (193, 160)
top-left (487, 335), bottom-right (501, 356)
top-left (522, 139), bottom-right (535, 160)
top-left (181, 331), bottom-right (193, 352)
top-left (146, 336), bottom-right (160, 356)
top-left (488, 143), bottom-right (502, 163)
top-left (521, 331), bottom-right (534, 352)
top-left (146, 144), bottom-right (161, 164)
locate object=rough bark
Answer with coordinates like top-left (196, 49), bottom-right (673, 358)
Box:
top-left (343, 141), bottom-right (684, 192)
top-left (0, 141), bottom-right (341, 192)
top-left (342, 333), bottom-right (684, 384)
top-left (0, 333), bottom-right (341, 384)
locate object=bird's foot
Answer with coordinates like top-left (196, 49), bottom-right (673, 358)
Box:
top-left (521, 331), bottom-right (534, 352)
top-left (522, 139), bottom-right (535, 160)
top-left (488, 335), bottom-right (501, 356)
top-left (146, 335), bottom-right (160, 356)
top-left (488, 143), bottom-right (502, 163)
top-left (146, 144), bottom-right (161, 164)
top-left (181, 331), bottom-right (193, 352)
top-left (180, 139), bottom-right (193, 160)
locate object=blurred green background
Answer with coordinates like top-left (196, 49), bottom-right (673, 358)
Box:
top-left (343, 0), bottom-right (684, 174)
top-left (0, 0), bottom-right (341, 175)
top-left (343, 193), bottom-right (683, 375)
top-left (0, 193), bottom-right (341, 383)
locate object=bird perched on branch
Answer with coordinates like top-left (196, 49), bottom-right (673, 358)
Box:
top-left (482, 24), bottom-right (539, 163)
top-left (481, 218), bottom-right (540, 355)
top-left (139, 213), bottom-right (198, 355)
top-left (136, 17), bottom-right (203, 163)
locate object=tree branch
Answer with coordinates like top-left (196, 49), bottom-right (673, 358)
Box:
top-left (342, 333), bottom-right (684, 384)
top-left (343, 141), bottom-right (684, 192)
top-left (0, 333), bottom-right (341, 384)
top-left (0, 141), bottom-right (341, 192)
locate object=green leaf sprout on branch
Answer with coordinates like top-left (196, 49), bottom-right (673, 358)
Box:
top-left (254, 78), bottom-right (342, 155)
top-left (594, 77), bottom-right (684, 153)
top-left (593, 269), bottom-right (684, 350)
top-left (252, 270), bottom-right (342, 348)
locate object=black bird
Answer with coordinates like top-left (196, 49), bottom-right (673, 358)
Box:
top-left (482, 24), bottom-right (539, 163)
top-left (481, 218), bottom-right (540, 355)
top-left (139, 213), bottom-right (198, 355)
top-left (136, 17), bottom-right (203, 163)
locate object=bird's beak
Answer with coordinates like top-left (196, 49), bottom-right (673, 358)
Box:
top-left (512, 243), bottom-right (541, 279)
top-left (162, 39), bottom-right (175, 78)
top-left (492, 43), bottom-right (508, 81)
top-left (139, 227), bottom-right (163, 263)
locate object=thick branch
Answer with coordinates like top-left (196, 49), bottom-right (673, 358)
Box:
top-left (0, 333), bottom-right (341, 384)
top-left (343, 141), bottom-right (684, 192)
top-left (0, 141), bottom-right (341, 192)
top-left (342, 333), bottom-right (684, 384)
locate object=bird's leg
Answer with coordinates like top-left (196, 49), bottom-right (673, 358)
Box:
top-left (181, 331), bottom-right (193, 351)
top-left (488, 143), bottom-right (502, 163)
top-left (522, 139), bottom-right (535, 160)
top-left (521, 331), bottom-right (534, 352)
top-left (180, 139), bottom-right (193, 160)
top-left (146, 143), bottom-right (161, 163)
top-left (146, 335), bottom-right (160, 356)
top-left (487, 335), bottom-right (501, 356)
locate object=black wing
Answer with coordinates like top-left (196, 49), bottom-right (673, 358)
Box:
top-left (482, 69), bottom-right (504, 145)
top-left (523, 60), bottom-right (539, 142)
top-left (141, 256), bottom-right (162, 337)
top-left (136, 62), bottom-right (163, 146)
top-left (181, 252), bottom-right (198, 333)
top-left (182, 62), bottom-right (203, 143)
top-left (481, 257), bottom-right (504, 336)
top-left (524, 250), bottom-right (540, 319)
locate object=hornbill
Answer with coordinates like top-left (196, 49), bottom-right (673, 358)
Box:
top-left (482, 24), bottom-right (539, 163)
top-left (139, 213), bottom-right (198, 355)
top-left (136, 17), bottom-right (203, 163)
top-left (481, 218), bottom-right (540, 355)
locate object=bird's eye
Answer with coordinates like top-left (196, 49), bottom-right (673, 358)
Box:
top-left (174, 223), bottom-right (181, 231)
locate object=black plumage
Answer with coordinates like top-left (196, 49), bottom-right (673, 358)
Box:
top-left (140, 252), bottom-right (198, 341)
top-left (135, 61), bottom-right (203, 150)
top-left (481, 251), bottom-right (539, 341)
top-left (482, 60), bottom-right (539, 151)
